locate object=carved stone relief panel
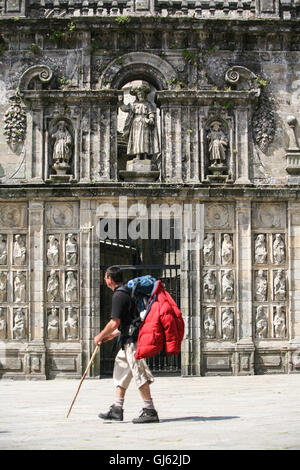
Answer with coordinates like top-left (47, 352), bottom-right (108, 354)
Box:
top-left (45, 204), bottom-right (80, 344)
top-left (0, 204), bottom-right (27, 229)
top-left (47, 270), bottom-right (60, 303)
top-left (205, 203), bottom-right (235, 230)
top-left (45, 202), bottom-right (79, 230)
top-left (47, 307), bottom-right (59, 341)
top-left (64, 306), bottom-right (79, 341)
top-left (0, 307), bottom-right (7, 339)
top-left (0, 208), bottom-right (28, 342)
top-left (252, 203), bottom-right (288, 340)
top-left (0, 271), bottom-right (8, 302)
top-left (0, 235), bottom-right (7, 265)
top-left (46, 305), bottom-right (79, 342)
top-left (202, 203), bottom-right (236, 341)
top-left (12, 307), bottom-right (26, 340)
top-left (13, 234), bottom-right (27, 266)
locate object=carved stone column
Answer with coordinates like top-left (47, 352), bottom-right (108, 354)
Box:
top-left (79, 200), bottom-right (97, 377)
top-left (27, 201), bottom-right (46, 379)
top-left (288, 202), bottom-right (300, 373)
top-left (234, 107), bottom-right (252, 185)
top-left (181, 203), bottom-right (203, 376)
top-left (157, 92), bottom-right (201, 183)
top-left (235, 200), bottom-right (254, 375)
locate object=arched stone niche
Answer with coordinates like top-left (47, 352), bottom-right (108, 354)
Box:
top-left (99, 53), bottom-right (175, 182)
top-left (98, 52), bottom-right (177, 91)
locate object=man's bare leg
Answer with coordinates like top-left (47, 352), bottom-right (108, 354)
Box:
top-left (138, 381), bottom-right (151, 401)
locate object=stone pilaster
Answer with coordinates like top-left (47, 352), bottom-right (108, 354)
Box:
top-left (235, 200), bottom-right (254, 374)
top-left (288, 202), bottom-right (300, 372)
top-left (181, 203), bottom-right (203, 376)
top-left (79, 200), bottom-right (95, 376)
top-left (234, 108), bottom-right (251, 185)
top-left (27, 201), bottom-right (46, 379)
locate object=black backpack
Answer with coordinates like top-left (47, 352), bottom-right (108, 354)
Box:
top-left (114, 285), bottom-right (143, 347)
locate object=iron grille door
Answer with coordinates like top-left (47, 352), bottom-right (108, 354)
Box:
top-left (99, 227), bottom-right (181, 376)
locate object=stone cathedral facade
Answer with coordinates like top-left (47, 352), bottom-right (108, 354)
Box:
top-left (0, 0), bottom-right (300, 379)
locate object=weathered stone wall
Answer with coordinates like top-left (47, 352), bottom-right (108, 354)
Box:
top-left (1, 0), bottom-right (300, 378)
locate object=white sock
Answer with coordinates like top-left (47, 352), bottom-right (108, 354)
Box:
top-left (114, 397), bottom-right (124, 409)
top-left (143, 399), bottom-right (155, 410)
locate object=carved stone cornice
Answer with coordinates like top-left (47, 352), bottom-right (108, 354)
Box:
top-left (156, 89), bottom-right (259, 106)
top-left (21, 89), bottom-right (119, 106)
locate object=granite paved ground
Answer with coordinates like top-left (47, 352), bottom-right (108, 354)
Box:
top-left (1, 373), bottom-right (300, 450)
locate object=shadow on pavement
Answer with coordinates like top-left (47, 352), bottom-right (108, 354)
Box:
top-left (159, 416), bottom-right (240, 423)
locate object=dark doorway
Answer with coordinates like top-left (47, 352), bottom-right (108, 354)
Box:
top-left (99, 220), bottom-right (181, 376)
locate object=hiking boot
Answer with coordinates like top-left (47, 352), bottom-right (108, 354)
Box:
top-left (132, 408), bottom-right (159, 424)
top-left (98, 404), bottom-right (123, 421)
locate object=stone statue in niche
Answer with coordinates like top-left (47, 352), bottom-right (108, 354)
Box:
top-left (118, 82), bottom-right (160, 162)
top-left (47, 235), bottom-right (59, 266)
top-left (203, 271), bottom-right (216, 300)
top-left (0, 271), bottom-right (7, 302)
top-left (256, 306), bottom-right (268, 338)
top-left (0, 307), bottom-right (7, 339)
top-left (203, 234), bottom-right (215, 265)
top-left (51, 121), bottom-right (73, 179)
top-left (47, 307), bottom-right (59, 340)
top-left (14, 271), bottom-right (26, 303)
top-left (207, 121), bottom-right (228, 177)
top-left (274, 305), bottom-right (286, 338)
top-left (273, 234), bottom-right (285, 265)
top-left (222, 307), bottom-right (234, 340)
top-left (0, 235), bottom-right (7, 265)
top-left (221, 234), bottom-right (233, 265)
top-left (13, 234), bottom-right (26, 266)
top-left (64, 306), bottom-right (78, 340)
top-left (222, 269), bottom-right (234, 301)
top-left (274, 269), bottom-right (286, 301)
top-left (254, 234), bottom-right (267, 264)
top-left (255, 270), bottom-right (268, 301)
top-left (13, 308), bottom-right (26, 340)
top-left (65, 271), bottom-right (77, 302)
top-left (66, 234), bottom-right (77, 265)
top-left (47, 270), bottom-right (60, 302)
top-left (203, 307), bottom-right (216, 339)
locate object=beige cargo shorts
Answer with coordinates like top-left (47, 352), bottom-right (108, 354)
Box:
top-left (113, 342), bottom-right (154, 390)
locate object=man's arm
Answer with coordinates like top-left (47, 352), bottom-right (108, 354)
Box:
top-left (94, 318), bottom-right (120, 346)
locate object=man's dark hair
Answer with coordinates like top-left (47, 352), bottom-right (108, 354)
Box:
top-left (106, 266), bottom-right (123, 284)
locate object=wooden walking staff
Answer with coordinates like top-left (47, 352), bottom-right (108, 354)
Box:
top-left (66, 342), bottom-right (101, 418)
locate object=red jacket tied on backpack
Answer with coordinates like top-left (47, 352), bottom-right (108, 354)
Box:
top-left (135, 280), bottom-right (185, 360)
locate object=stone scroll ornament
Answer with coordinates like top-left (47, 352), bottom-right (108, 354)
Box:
top-left (225, 65), bottom-right (275, 153)
top-left (4, 65), bottom-right (53, 153)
